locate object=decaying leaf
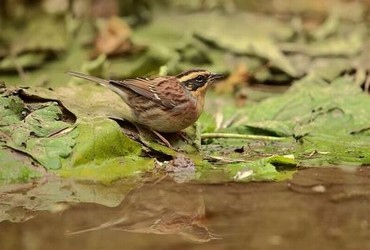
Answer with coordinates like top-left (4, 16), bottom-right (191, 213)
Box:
top-left (0, 90), bottom-right (154, 183)
top-left (59, 119), bottom-right (154, 183)
top-left (233, 76), bottom-right (370, 165)
top-left (0, 177), bottom-right (137, 223)
top-left (94, 17), bottom-right (144, 56)
top-left (0, 149), bottom-right (42, 184)
top-left (0, 95), bottom-right (74, 170)
top-left (21, 84), bottom-right (132, 121)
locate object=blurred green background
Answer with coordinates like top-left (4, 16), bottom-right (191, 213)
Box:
top-left (1, 0), bottom-right (369, 91)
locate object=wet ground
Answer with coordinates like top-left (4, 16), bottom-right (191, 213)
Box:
top-left (1, 167), bottom-right (369, 250)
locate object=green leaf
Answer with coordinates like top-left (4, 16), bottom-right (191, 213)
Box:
top-left (25, 134), bottom-right (76, 170)
top-left (0, 96), bottom-right (25, 126)
top-left (0, 96), bottom-right (74, 170)
top-left (310, 13), bottom-right (340, 40)
top-left (11, 16), bottom-right (66, 55)
top-left (296, 135), bottom-right (370, 166)
top-left (198, 112), bottom-right (216, 133)
top-left (232, 155), bottom-right (296, 181)
top-left (240, 120), bottom-right (293, 137)
top-left (59, 119), bottom-right (154, 183)
top-left (133, 12), bottom-right (297, 76)
top-left (0, 54), bottom-right (48, 71)
top-left (197, 155), bottom-right (296, 183)
top-left (282, 24), bottom-right (366, 57)
top-left (193, 13), bottom-right (298, 76)
top-left (0, 148), bottom-right (41, 184)
top-left (236, 76), bottom-right (370, 165)
top-left (22, 85), bottom-right (132, 121)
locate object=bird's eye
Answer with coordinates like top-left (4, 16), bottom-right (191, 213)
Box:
top-left (195, 75), bottom-right (207, 84)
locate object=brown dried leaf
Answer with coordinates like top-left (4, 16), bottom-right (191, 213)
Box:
top-left (214, 63), bottom-right (249, 94)
top-left (94, 17), bottom-right (142, 56)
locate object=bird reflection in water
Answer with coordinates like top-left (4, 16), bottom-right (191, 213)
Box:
top-left (66, 180), bottom-right (221, 243)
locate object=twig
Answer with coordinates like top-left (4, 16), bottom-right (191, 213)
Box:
top-left (201, 133), bottom-right (286, 141)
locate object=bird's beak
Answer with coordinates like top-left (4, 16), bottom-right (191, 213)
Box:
top-left (209, 73), bottom-right (225, 82)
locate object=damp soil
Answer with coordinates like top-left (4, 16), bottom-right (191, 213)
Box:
top-left (1, 167), bottom-right (370, 250)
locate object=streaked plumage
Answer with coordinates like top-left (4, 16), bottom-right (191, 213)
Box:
top-left (68, 69), bottom-right (223, 133)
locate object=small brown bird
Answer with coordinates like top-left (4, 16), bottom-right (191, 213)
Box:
top-left (68, 69), bottom-right (224, 133)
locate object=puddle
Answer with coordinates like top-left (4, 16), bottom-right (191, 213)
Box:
top-left (1, 167), bottom-right (370, 250)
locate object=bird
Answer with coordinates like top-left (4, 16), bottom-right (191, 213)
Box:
top-left (66, 180), bottom-right (221, 242)
top-left (68, 69), bottom-right (224, 135)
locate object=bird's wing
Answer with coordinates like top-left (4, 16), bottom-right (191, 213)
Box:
top-left (68, 71), bottom-right (192, 109)
top-left (110, 77), bottom-right (191, 109)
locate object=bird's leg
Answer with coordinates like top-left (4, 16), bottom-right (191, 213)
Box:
top-left (176, 131), bottom-right (191, 143)
top-left (134, 124), bottom-right (173, 148)
top-left (151, 129), bottom-right (173, 148)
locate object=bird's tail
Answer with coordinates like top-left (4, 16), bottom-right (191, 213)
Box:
top-left (68, 71), bottom-right (130, 103)
top-left (68, 71), bottom-right (110, 87)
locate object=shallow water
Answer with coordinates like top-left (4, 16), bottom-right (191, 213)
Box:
top-left (1, 167), bottom-right (369, 250)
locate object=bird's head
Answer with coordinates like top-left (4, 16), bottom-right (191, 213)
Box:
top-left (176, 69), bottom-right (224, 97)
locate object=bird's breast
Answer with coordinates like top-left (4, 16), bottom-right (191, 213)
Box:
top-left (136, 100), bottom-right (202, 133)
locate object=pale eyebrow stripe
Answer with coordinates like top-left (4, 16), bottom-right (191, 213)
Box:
top-left (176, 69), bottom-right (206, 78)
